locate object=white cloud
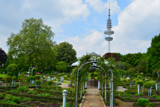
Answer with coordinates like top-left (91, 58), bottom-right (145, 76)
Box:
top-left (0, 0), bottom-right (90, 53)
top-left (64, 0), bottom-right (160, 57)
top-left (63, 30), bottom-right (105, 57)
top-left (111, 0), bottom-right (160, 54)
top-left (85, 0), bottom-right (121, 14)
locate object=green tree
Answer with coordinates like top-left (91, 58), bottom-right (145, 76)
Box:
top-left (7, 18), bottom-right (57, 71)
top-left (144, 81), bottom-right (155, 96)
top-left (146, 34), bottom-right (160, 73)
top-left (6, 64), bottom-right (18, 76)
top-left (0, 48), bottom-right (7, 67)
top-left (121, 53), bottom-right (143, 67)
top-left (56, 61), bottom-right (69, 72)
top-left (56, 42), bottom-right (77, 65)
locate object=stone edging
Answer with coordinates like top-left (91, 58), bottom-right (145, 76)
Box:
top-left (79, 92), bottom-right (87, 107)
top-left (98, 90), bottom-right (106, 107)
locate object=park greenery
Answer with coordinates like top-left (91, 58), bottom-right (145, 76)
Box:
top-left (0, 18), bottom-right (160, 107)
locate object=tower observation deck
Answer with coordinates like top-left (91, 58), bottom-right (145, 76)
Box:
top-left (104, 7), bottom-right (114, 53)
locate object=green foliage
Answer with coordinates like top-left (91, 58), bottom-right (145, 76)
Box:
top-left (22, 97), bottom-right (30, 102)
top-left (11, 96), bottom-right (21, 104)
top-left (6, 64), bottom-right (18, 76)
top-left (56, 61), bottom-right (69, 72)
top-left (35, 80), bottom-right (41, 85)
top-left (152, 95), bottom-right (160, 100)
top-left (5, 94), bottom-right (13, 101)
top-left (136, 80), bottom-right (144, 86)
top-left (79, 54), bottom-right (92, 64)
top-left (10, 90), bottom-right (19, 93)
top-left (121, 53), bottom-right (144, 67)
top-left (135, 57), bottom-right (146, 73)
top-left (35, 75), bottom-right (41, 80)
top-left (123, 93), bottom-right (132, 97)
top-left (134, 93), bottom-right (144, 96)
top-left (27, 76), bottom-right (35, 81)
top-left (37, 93), bottom-right (51, 97)
top-left (4, 94), bottom-right (22, 104)
top-left (152, 69), bottom-right (160, 81)
top-left (0, 48), bottom-right (7, 67)
top-left (5, 101), bottom-right (17, 105)
top-left (0, 93), bottom-right (4, 98)
top-left (7, 18), bottom-right (57, 71)
top-left (146, 34), bottom-right (160, 73)
top-left (17, 86), bottom-right (29, 92)
top-left (56, 42), bottom-right (77, 65)
top-left (48, 81), bottom-right (53, 86)
top-left (4, 76), bottom-right (12, 82)
top-left (143, 81), bottom-right (155, 88)
top-left (137, 98), bottom-right (149, 106)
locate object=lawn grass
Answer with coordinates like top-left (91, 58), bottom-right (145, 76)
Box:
top-left (63, 80), bottom-right (70, 84)
top-left (0, 74), bottom-right (7, 78)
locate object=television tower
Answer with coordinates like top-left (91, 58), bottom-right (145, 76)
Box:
top-left (104, 5), bottom-right (114, 53)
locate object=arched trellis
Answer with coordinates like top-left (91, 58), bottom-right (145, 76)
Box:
top-left (75, 60), bottom-right (96, 107)
top-left (75, 60), bottom-right (114, 107)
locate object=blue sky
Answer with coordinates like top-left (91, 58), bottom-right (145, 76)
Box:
top-left (0, 0), bottom-right (160, 58)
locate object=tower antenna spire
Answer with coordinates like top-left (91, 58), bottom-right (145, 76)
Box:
top-left (109, 2), bottom-right (110, 19)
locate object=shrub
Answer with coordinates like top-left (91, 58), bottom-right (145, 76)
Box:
top-left (5, 94), bottom-right (13, 101)
top-left (17, 86), bottom-right (29, 92)
top-left (10, 90), bottom-right (19, 93)
top-left (35, 80), bottom-right (41, 85)
top-left (6, 64), bottom-right (18, 76)
top-left (155, 96), bottom-right (160, 100)
top-left (0, 93), bottom-right (4, 98)
top-left (143, 81), bottom-right (155, 88)
top-left (35, 75), bottom-right (41, 80)
top-left (4, 76), bottom-right (12, 82)
top-left (48, 81), bottom-right (53, 87)
top-left (5, 101), bottom-right (17, 104)
top-left (11, 96), bottom-right (21, 104)
top-left (146, 102), bottom-right (154, 107)
top-left (22, 97), bottom-right (30, 102)
top-left (37, 93), bottom-right (51, 97)
top-left (137, 98), bottom-right (149, 106)
top-left (122, 97), bottom-right (131, 101)
top-left (135, 93), bottom-right (144, 96)
top-left (123, 93), bottom-right (132, 97)
top-left (136, 80), bottom-right (143, 86)
top-left (27, 76), bottom-right (35, 81)
top-left (152, 95), bottom-right (158, 98)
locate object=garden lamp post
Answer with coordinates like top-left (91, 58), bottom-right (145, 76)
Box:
top-left (110, 68), bottom-right (113, 107)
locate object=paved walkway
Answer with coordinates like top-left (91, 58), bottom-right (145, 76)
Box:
top-left (81, 86), bottom-right (133, 107)
top-left (60, 83), bottom-right (69, 88)
top-left (81, 87), bottom-right (105, 107)
top-left (116, 86), bottom-right (127, 92)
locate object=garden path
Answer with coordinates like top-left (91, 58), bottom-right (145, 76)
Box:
top-left (60, 83), bottom-right (69, 88)
top-left (116, 86), bottom-right (127, 92)
top-left (81, 87), bottom-right (105, 107)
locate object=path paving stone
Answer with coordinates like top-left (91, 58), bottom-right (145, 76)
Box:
top-left (81, 87), bottom-right (105, 107)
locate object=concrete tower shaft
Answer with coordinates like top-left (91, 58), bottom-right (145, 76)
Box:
top-left (104, 6), bottom-right (114, 53)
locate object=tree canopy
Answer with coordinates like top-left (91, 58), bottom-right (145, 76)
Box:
top-left (7, 18), bottom-right (57, 71)
top-left (121, 53), bottom-right (144, 67)
top-left (0, 48), bottom-right (7, 67)
top-left (56, 61), bottom-right (69, 72)
top-left (146, 34), bottom-right (160, 73)
top-left (56, 42), bottom-right (77, 65)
